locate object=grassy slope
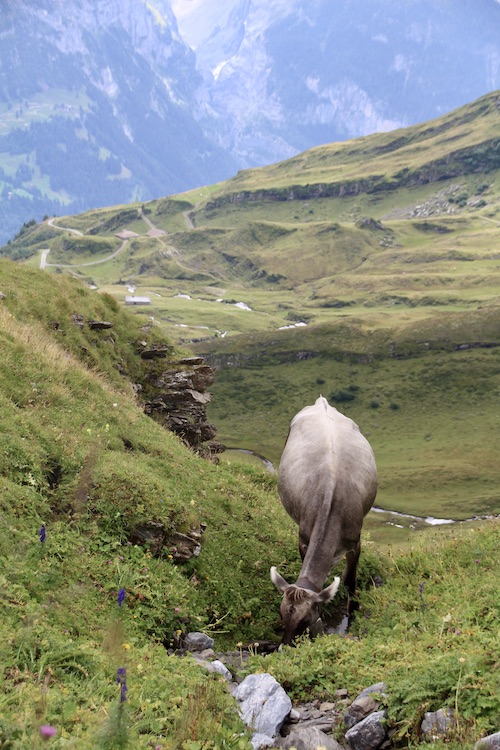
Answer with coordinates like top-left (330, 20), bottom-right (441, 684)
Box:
top-left (0, 94), bottom-right (499, 746)
top-left (0, 263), bottom-right (498, 749)
top-left (0, 259), bottom-right (297, 748)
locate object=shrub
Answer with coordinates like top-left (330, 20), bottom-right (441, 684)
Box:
top-left (330, 389), bottom-right (355, 403)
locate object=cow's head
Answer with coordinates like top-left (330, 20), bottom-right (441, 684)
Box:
top-left (270, 567), bottom-right (340, 645)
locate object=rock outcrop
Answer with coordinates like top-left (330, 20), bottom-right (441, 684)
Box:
top-left (143, 356), bottom-right (223, 456)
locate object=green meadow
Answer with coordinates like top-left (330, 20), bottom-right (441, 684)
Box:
top-left (0, 93), bottom-right (499, 747)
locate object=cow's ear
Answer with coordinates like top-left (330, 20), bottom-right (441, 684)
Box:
top-left (270, 566), bottom-right (289, 592)
top-left (317, 576), bottom-right (340, 603)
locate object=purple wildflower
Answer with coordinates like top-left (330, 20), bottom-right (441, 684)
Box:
top-left (39, 524), bottom-right (46, 544)
top-left (116, 667), bottom-right (128, 702)
top-left (117, 587), bottom-right (126, 607)
top-left (40, 725), bottom-right (57, 739)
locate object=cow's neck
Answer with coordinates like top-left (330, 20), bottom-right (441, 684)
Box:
top-left (295, 575), bottom-right (320, 593)
top-left (298, 520), bottom-right (342, 591)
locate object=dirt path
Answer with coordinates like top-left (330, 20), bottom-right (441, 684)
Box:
top-left (41, 218), bottom-right (130, 269)
top-left (47, 217), bottom-right (84, 236)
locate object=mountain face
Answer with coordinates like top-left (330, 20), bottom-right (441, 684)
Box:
top-left (1, 0), bottom-right (499, 245)
top-left (174, 0), bottom-right (500, 165)
top-left (0, 0), bottom-right (238, 244)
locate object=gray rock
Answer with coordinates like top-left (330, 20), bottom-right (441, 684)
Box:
top-left (356, 683), bottom-right (387, 700)
top-left (344, 683), bottom-right (387, 729)
top-left (475, 731), bottom-right (500, 750)
top-left (199, 648), bottom-right (216, 659)
top-left (344, 695), bottom-right (379, 729)
top-left (345, 710), bottom-right (387, 750)
top-left (234, 673), bottom-right (292, 738)
top-left (193, 657), bottom-right (232, 681)
top-left (184, 631), bottom-right (214, 652)
top-left (275, 725), bottom-right (345, 749)
top-left (421, 708), bottom-right (456, 740)
top-left (251, 733), bottom-right (275, 749)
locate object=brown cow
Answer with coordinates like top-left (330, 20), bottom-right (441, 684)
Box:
top-left (271, 396), bottom-right (377, 644)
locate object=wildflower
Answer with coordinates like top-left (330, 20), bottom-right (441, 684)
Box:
top-left (40, 725), bottom-right (57, 739)
top-left (39, 524), bottom-right (46, 544)
top-left (117, 588), bottom-right (126, 607)
top-left (116, 667), bottom-right (128, 702)
top-left (122, 643), bottom-right (131, 650)
top-left (174, 607), bottom-right (180, 613)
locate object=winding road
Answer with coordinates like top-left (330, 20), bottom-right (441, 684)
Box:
top-left (41, 214), bottom-right (147, 270)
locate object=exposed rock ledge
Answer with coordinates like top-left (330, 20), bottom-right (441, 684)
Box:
top-left (143, 357), bottom-right (224, 457)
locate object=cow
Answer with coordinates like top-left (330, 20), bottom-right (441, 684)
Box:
top-left (270, 395), bottom-right (378, 645)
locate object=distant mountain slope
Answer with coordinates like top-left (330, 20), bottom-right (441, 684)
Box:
top-left (1, 0), bottom-right (499, 246)
top-left (174, 0), bottom-right (500, 164)
top-left (0, 0), bottom-right (238, 244)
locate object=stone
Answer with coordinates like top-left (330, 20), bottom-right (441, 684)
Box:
top-left (198, 648), bottom-right (216, 659)
top-left (421, 708), bottom-right (456, 740)
top-left (178, 356), bottom-right (204, 366)
top-left (251, 734), bottom-right (275, 749)
top-left (474, 731), bottom-right (500, 750)
top-left (194, 658), bottom-right (232, 681)
top-left (139, 343), bottom-right (172, 359)
top-left (344, 695), bottom-right (378, 729)
top-left (344, 683), bottom-right (387, 729)
top-left (275, 725), bottom-right (345, 749)
top-left (344, 710), bottom-right (387, 750)
top-left (88, 320), bottom-right (113, 330)
top-left (234, 673), bottom-right (292, 738)
top-left (356, 683), bottom-right (387, 700)
top-left (184, 631), bottom-right (214, 652)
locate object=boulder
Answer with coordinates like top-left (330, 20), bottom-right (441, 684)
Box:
top-left (275, 725), bottom-right (345, 749)
top-left (184, 632), bottom-right (214, 652)
top-left (475, 731), bottom-right (500, 750)
top-left (234, 673), bottom-right (291, 738)
top-left (344, 683), bottom-right (387, 729)
top-left (421, 708), bottom-right (455, 740)
top-left (345, 710), bottom-right (387, 750)
top-left (344, 695), bottom-right (379, 729)
top-left (194, 657), bottom-right (232, 681)
top-left (88, 320), bottom-right (113, 330)
top-left (251, 733), bottom-right (275, 749)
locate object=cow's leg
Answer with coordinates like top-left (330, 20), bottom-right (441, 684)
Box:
top-left (298, 531), bottom-right (308, 561)
top-left (343, 540), bottom-right (361, 610)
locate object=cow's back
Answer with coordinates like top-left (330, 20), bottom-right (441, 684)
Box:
top-left (278, 396), bottom-right (377, 528)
